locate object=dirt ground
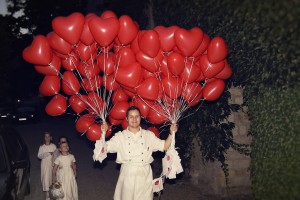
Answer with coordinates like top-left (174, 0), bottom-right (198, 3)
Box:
top-left (16, 115), bottom-right (210, 200)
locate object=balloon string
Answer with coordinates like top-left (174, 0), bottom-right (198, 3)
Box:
top-left (103, 50), bottom-right (121, 121)
top-left (97, 47), bottom-right (121, 122)
top-left (67, 47), bottom-right (102, 119)
top-left (98, 49), bottom-right (106, 121)
top-left (60, 45), bottom-right (120, 123)
top-left (49, 63), bottom-right (63, 78)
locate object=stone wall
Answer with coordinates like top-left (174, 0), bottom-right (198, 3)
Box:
top-left (189, 87), bottom-right (252, 198)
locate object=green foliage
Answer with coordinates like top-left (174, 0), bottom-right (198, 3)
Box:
top-left (1, 0), bottom-right (87, 98)
top-left (250, 86), bottom-right (300, 200)
top-left (152, 0), bottom-right (300, 198)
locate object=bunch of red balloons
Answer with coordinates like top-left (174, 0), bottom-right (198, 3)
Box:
top-left (23, 11), bottom-right (232, 141)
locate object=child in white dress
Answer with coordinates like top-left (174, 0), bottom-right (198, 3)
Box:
top-left (37, 131), bottom-right (57, 200)
top-left (52, 136), bottom-right (68, 165)
top-left (52, 142), bottom-right (78, 200)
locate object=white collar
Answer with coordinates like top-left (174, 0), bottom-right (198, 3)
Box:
top-left (126, 127), bottom-right (142, 139)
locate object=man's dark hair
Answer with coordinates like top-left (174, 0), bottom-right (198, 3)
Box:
top-left (126, 106), bottom-right (141, 118)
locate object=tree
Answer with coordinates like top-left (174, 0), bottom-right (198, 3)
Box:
top-left (2, 0), bottom-right (87, 98)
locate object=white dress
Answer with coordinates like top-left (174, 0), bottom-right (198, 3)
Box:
top-left (54, 154), bottom-right (78, 200)
top-left (52, 148), bottom-right (60, 164)
top-left (37, 143), bottom-right (57, 191)
top-left (106, 127), bottom-right (165, 200)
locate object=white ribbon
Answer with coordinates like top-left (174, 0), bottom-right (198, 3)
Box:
top-left (92, 132), bottom-right (107, 163)
top-left (162, 131), bottom-right (183, 179)
top-left (152, 177), bottom-right (164, 193)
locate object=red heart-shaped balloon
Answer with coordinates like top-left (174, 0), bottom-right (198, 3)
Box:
top-left (130, 31), bottom-right (143, 54)
top-left (207, 37), bottom-right (228, 63)
top-left (109, 115), bottom-right (123, 126)
top-left (86, 122), bottom-right (111, 140)
top-left (147, 104), bottom-right (167, 124)
top-left (39, 75), bottom-right (61, 96)
top-left (52, 12), bottom-right (85, 44)
top-left (199, 55), bottom-right (225, 78)
top-left (182, 82), bottom-right (202, 105)
top-left (103, 74), bottom-right (120, 91)
top-left (192, 34), bottom-right (211, 57)
top-left (81, 76), bottom-right (102, 92)
top-left (45, 94), bottom-right (67, 116)
top-left (89, 16), bottom-right (119, 47)
top-left (76, 42), bottom-right (97, 61)
top-left (34, 54), bottom-right (61, 76)
top-left (80, 14), bottom-right (97, 45)
top-left (61, 54), bottom-right (78, 71)
top-left (110, 101), bottom-right (130, 120)
top-left (101, 10), bottom-right (118, 19)
top-left (97, 52), bottom-right (116, 75)
top-left (62, 71), bottom-right (80, 95)
top-left (75, 114), bottom-right (95, 133)
top-left (116, 47), bottom-right (136, 68)
top-left (112, 88), bottom-right (129, 105)
top-left (87, 92), bottom-right (104, 114)
top-left (118, 15), bottom-right (139, 45)
top-left (214, 60), bottom-right (232, 79)
top-left (202, 79), bottom-right (225, 101)
top-left (47, 32), bottom-right (72, 55)
top-left (86, 123), bottom-right (102, 141)
top-left (23, 35), bottom-right (52, 65)
top-left (136, 77), bottom-right (160, 101)
top-left (180, 60), bottom-right (202, 83)
top-left (154, 25), bottom-right (179, 52)
top-left (132, 96), bottom-right (153, 117)
top-left (139, 30), bottom-right (160, 58)
top-left (136, 51), bottom-right (162, 73)
top-left (69, 95), bottom-right (88, 114)
top-left (77, 62), bottom-right (99, 79)
top-left (159, 57), bottom-right (171, 77)
top-left (116, 62), bottom-right (142, 88)
top-left (161, 76), bottom-right (183, 99)
top-left (142, 68), bottom-right (156, 79)
top-left (122, 86), bottom-right (136, 97)
top-left (174, 27), bottom-right (203, 57)
top-left (167, 52), bottom-right (185, 76)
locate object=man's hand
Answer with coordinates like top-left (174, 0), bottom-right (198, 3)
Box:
top-left (101, 122), bottom-right (108, 133)
top-left (170, 123), bottom-right (178, 134)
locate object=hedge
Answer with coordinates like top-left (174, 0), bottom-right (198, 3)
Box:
top-left (152, 0), bottom-right (300, 198)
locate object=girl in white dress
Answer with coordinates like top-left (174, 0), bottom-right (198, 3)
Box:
top-left (52, 142), bottom-right (78, 200)
top-left (37, 131), bottom-right (57, 200)
top-left (52, 136), bottom-right (68, 165)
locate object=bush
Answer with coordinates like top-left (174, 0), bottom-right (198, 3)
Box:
top-left (250, 86), bottom-right (300, 199)
top-left (152, 0), bottom-right (300, 198)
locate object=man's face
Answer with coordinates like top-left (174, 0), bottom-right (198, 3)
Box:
top-left (127, 109), bottom-right (141, 129)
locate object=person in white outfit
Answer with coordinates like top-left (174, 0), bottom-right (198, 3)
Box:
top-left (52, 136), bottom-right (68, 165)
top-left (37, 131), bottom-right (57, 200)
top-left (52, 142), bottom-right (78, 200)
top-left (98, 106), bottom-right (177, 200)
